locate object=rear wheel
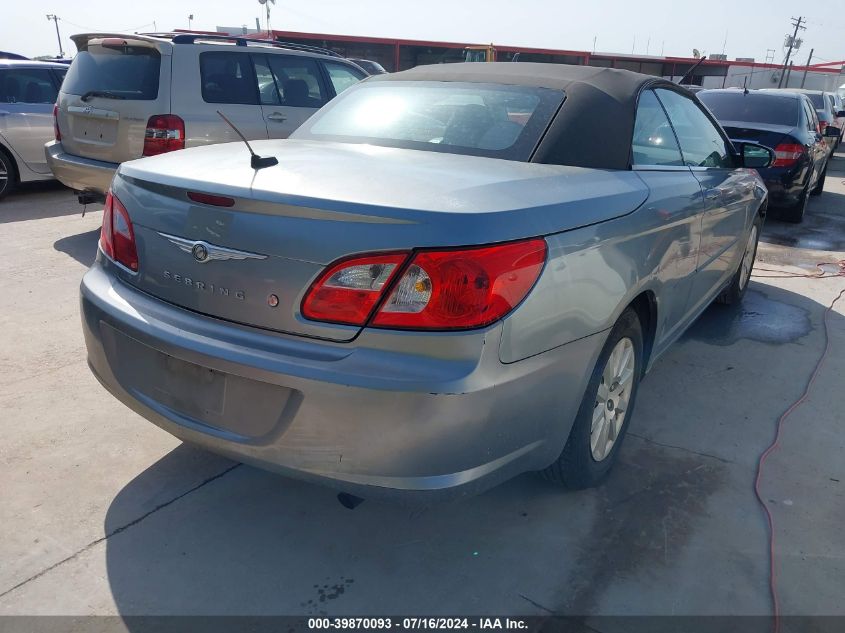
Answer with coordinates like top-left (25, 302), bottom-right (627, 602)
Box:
top-left (0, 149), bottom-right (16, 201)
top-left (540, 308), bottom-right (643, 489)
top-left (811, 165), bottom-right (827, 196)
top-left (782, 184), bottom-right (808, 223)
top-left (717, 215), bottom-right (761, 305)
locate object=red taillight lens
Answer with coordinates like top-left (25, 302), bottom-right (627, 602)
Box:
top-left (772, 143), bottom-right (804, 168)
top-left (99, 191), bottom-right (138, 272)
top-left (143, 114), bottom-right (185, 156)
top-left (301, 238), bottom-right (547, 330)
top-left (53, 104), bottom-right (61, 141)
top-left (373, 240), bottom-right (546, 330)
top-left (301, 253), bottom-right (408, 326)
top-left (187, 191), bottom-right (235, 207)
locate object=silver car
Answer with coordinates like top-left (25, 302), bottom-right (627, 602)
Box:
top-left (0, 60), bottom-right (67, 199)
top-left (81, 64), bottom-right (771, 500)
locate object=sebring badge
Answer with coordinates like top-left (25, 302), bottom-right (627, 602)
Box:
top-left (158, 233), bottom-right (267, 264)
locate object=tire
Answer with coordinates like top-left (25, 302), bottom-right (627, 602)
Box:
top-left (717, 215), bottom-right (762, 305)
top-left (540, 308), bottom-right (643, 489)
top-left (0, 149), bottom-right (16, 201)
top-left (782, 184), bottom-right (808, 223)
top-left (811, 165), bottom-right (826, 196)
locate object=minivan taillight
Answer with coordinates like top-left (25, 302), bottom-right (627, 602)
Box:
top-left (772, 143), bottom-right (804, 168)
top-left (143, 114), bottom-right (185, 156)
top-left (100, 191), bottom-right (139, 272)
top-left (53, 104), bottom-right (61, 141)
top-left (301, 239), bottom-right (547, 330)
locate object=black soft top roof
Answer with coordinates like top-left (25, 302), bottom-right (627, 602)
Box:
top-left (370, 62), bottom-right (682, 170)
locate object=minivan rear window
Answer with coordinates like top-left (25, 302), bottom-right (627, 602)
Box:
top-left (699, 92), bottom-right (799, 126)
top-left (62, 44), bottom-right (160, 100)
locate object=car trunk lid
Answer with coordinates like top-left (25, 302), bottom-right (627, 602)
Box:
top-left (110, 140), bottom-right (649, 341)
top-left (57, 34), bottom-right (171, 164)
top-left (721, 121), bottom-right (795, 148)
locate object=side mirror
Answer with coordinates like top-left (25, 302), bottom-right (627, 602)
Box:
top-left (824, 125), bottom-right (841, 137)
top-left (837, 110), bottom-right (845, 118)
top-left (739, 142), bottom-right (774, 169)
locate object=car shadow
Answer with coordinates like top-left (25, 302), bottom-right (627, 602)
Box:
top-left (102, 282), bottom-right (845, 618)
top-left (54, 228), bottom-right (100, 267)
top-left (0, 181), bottom-right (87, 224)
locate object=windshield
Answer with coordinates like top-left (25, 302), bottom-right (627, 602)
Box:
top-left (291, 80), bottom-right (564, 161)
top-left (699, 92), bottom-right (799, 126)
top-left (62, 43), bottom-right (160, 100)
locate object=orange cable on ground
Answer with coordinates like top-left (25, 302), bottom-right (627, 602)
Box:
top-left (749, 259), bottom-right (845, 633)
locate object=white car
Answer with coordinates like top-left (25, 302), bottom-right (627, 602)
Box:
top-left (0, 59), bottom-right (67, 199)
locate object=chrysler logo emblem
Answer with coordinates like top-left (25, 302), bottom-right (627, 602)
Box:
top-left (158, 232), bottom-right (268, 264)
top-left (192, 243), bottom-right (209, 262)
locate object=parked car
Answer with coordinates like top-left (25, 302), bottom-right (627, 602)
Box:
top-left (46, 33), bottom-right (367, 204)
top-left (825, 92), bottom-right (844, 145)
top-left (762, 88), bottom-right (840, 151)
top-left (81, 64), bottom-right (771, 500)
top-left (0, 59), bottom-right (67, 199)
top-left (700, 88), bottom-right (833, 222)
top-left (347, 58), bottom-right (387, 75)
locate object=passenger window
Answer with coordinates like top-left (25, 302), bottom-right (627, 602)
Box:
top-left (655, 88), bottom-right (732, 168)
top-left (252, 56), bottom-right (280, 106)
top-left (323, 62), bottom-right (365, 96)
top-left (200, 52), bottom-right (258, 105)
top-left (267, 56), bottom-right (325, 108)
top-left (0, 69), bottom-right (58, 104)
top-left (631, 90), bottom-right (684, 166)
top-left (803, 99), bottom-right (818, 132)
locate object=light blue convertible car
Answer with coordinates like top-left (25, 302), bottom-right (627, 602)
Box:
top-left (80, 63), bottom-right (771, 500)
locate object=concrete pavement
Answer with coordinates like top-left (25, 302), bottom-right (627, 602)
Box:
top-left (1, 154), bottom-right (844, 619)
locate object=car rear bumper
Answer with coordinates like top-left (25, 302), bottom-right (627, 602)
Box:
top-left (80, 260), bottom-right (603, 501)
top-left (45, 140), bottom-right (116, 198)
top-left (757, 166), bottom-right (807, 208)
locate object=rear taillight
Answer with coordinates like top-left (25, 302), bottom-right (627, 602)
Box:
top-left (818, 121), bottom-right (826, 135)
top-left (301, 238), bottom-right (547, 330)
top-left (301, 253), bottom-right (408, 325)
top-left (772, 143), bottom-right (804, 168)
top-left (142, 114), bottom-right (185, 156)
top-left (99, 191), bottom-right (139, 272)
top-left (53, 104), bottom-right (61, 141)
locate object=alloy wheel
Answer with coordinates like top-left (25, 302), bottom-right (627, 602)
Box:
top-left (738, 224), bottom-right (758, 291)
top-left (591, 337), bottom-right (636, 461)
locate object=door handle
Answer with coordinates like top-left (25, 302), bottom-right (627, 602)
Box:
top-left (267, 112), bottom-right (287, 122)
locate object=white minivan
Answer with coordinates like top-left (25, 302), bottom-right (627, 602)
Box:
top-left (46, 33), bottom-right (366, 203)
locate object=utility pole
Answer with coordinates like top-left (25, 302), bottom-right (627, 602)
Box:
top-left (800, 48), bottom-right (814, 87)
top-left (45, 14), bottom-right (64, 58)
top-left (188, 14), bottom-right (193, 30)
top-left (778, 16), bottom-right (805, 88)
top-left (784, 61), bottom-right (794, 87)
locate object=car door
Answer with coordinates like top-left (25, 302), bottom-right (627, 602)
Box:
top-left (630, 89), bottom-right (704, 347)
top-left (191, 50), bottom-right (269, 145)
top-left (801, 97), bottom-right (827, 181)
top-left (258, 54), bottom-right (329, 139)
top-left (655, 87), bottom-right (755, 314)
top-left (0, 67), bottom-right (59, 174)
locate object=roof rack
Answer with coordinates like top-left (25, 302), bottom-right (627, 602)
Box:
top-left (168, 33), bottom-right (342, 57)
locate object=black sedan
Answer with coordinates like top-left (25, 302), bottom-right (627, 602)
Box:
top-left (699, 89), bottom-right (835, 223)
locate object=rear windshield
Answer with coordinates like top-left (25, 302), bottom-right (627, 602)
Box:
top-left (699, 92), bottom-right (799, 126)
top-left (62, 43), bottom-right (161, 100)
top-left (291, 81), bottom-right (564, 161)
top-left (805, 93), bottom-right (825, 108)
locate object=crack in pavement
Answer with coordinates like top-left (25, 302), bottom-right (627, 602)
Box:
top-left (627, 432), bottom-right (733, 464)
top-left (0, 463), bottom-right (241, 600)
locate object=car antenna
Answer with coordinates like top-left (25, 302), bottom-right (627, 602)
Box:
top-left (677, 55), bottom-right (708, 85)
top-left (216, 110), bottom-right (278, 169)
top-left (743, 77), bottom-right (749, 95)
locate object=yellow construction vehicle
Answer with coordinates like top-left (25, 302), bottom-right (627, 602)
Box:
top-left (464, 44), bottom-right (496, 62)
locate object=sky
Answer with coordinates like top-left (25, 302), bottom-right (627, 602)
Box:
top-left (6, 0), bottom-right (845, 67)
